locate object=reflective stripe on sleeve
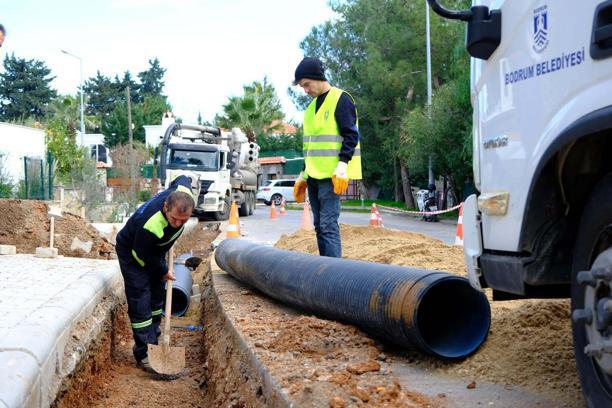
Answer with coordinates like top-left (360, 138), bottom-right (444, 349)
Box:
top-left (131, 249), bottom-right (145, 267)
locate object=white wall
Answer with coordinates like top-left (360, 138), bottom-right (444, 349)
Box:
top-left (0, 122), bottom-right (46, 184)
top-left (79, 132), bottom-right (105, 147)
top-left (144, 125), bottom-right (163, 147)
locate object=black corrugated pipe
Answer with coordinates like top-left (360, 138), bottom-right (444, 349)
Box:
top-left (215, 239), bottom-right (491, 360)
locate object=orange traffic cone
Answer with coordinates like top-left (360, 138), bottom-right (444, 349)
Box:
top-left (369, 203), bottom-right (382, 227)
top-left (454, 203), bottom-right (464, 246)
top-left (301, 201), bottom-right (313, 231)
top-left (280, 198), bottom-right (288, 215)
top-left (270, 201), bottom-right (278, 220)
top-left (227, 201), bottom-right (241, 238)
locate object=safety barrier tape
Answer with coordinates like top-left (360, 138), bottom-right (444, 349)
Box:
top-left (377, 203), bottom-right (463, 216)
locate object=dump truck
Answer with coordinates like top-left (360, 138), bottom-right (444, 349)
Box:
top-left (428, 1), bottom-right (612, 406)
top-left (159, 122), bottom-right (260, 220)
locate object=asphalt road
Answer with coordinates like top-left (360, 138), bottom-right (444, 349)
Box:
top-left (238, 203), bottom-right (457, 246)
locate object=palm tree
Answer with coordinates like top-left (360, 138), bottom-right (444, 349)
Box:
top-left (215, 77), bottom-right (284, 141)
top-left (46, 95), bottom-right (99, 133)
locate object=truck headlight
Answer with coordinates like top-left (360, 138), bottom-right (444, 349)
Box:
top-left (478, 192), bottom-right (509, 215)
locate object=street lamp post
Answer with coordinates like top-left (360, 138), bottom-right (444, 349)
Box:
top-left (60, 49), bottom-right (85, 147)
top-left (425, 1), bottom-right (434, 186)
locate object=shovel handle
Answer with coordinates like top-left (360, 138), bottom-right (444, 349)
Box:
top-left (163, 246), bottom-right (174, 347)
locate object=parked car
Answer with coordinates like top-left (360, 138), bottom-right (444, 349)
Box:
top-left (256, 179), bottom-right (296, 206)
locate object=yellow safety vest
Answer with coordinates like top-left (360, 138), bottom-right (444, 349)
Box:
top-left (303, 87), bottom-right (362, 180)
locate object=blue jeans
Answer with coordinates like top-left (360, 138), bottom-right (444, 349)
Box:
top-left (307, 178), bottom-right (341, 258)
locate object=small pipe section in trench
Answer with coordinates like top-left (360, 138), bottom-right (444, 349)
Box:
top-left (215, 239), bottom-right (490, 360)
top-left (164, 253), bottom-right (202, 317)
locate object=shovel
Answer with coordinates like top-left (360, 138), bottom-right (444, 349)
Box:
top-left (148, 246), bottom-right (185, 375)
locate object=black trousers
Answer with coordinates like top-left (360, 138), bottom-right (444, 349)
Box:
top-left (117, 252), bottom-right (165, 362)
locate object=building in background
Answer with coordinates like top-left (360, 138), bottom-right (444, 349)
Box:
top-left (0, 122), bottom-right (46, 185)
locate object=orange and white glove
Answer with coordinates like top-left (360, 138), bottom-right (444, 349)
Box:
top-left (293, 172), bottom-right (308, 203)
top-left (332, 161), bottom-right (349, 195)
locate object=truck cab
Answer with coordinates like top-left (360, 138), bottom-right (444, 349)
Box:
top-left (428, 1), bottom-right (612, 405)
top-left (160, 123), bottom-right (259, 220)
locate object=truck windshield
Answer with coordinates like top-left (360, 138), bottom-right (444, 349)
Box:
top-left (168, 149), bottom-right (218, 171)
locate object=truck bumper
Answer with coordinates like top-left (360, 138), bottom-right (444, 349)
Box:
top-left (197, 193), bottom-right (222, 212)
top-left (463, 194), bottom-right (485, 291)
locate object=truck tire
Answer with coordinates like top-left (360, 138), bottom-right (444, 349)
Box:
top-left (249, 192), bottom-right (255, 215)
top-left (238, 196), bottom-right (249, 217)
top-left (571, 174), bottom-right (612, 408)
top-left (213, 195), bottom-right (231, 221)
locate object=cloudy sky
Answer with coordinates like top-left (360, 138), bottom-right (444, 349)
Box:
top-left (1, 0), bottom-right (336, 124)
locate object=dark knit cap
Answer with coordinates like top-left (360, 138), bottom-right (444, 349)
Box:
top-left (293, 57), bottom-right (327, 85)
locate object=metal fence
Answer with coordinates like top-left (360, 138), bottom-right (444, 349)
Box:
top-left (21, 154), bottom-right (53, 200)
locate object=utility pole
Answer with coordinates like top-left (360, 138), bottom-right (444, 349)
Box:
top-left (426, 1), bottom-right (434, 187)
top-left (127, 86), bottom-right (135, 203)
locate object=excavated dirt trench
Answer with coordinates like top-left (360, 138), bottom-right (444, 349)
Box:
top-left (52, 224), bottom-right (219, 408)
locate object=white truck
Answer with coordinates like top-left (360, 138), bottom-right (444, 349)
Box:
top-left (428, 1), bottom-right (612, 406)
top-left (159, 123), bottom-right (260, 220)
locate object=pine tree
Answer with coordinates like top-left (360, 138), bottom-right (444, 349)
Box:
top-left (0, 53), bottom-right (57, 121)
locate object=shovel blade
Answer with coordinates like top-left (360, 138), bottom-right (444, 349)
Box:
top-left (147, 343), bottom-right (185, 375)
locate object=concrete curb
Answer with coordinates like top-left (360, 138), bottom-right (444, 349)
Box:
top-left (0, 256), bottom-right (122, 408)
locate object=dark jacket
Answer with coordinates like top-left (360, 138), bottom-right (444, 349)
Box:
top-left (116, 175), bottom-right (192, 277)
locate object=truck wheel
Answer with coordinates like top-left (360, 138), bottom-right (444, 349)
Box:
top-left (248, 192), bottom-right (255, 215)
top-left (272, 194), bottom-right (282, 206)
top-left (571, 174), bottom-right (612, 407)
top-left (238, 196), bottom-right (249, 217)
top-left (213, 196), bottom-right (231, 221)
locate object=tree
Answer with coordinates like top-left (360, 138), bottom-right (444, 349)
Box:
top-left (0, 53), bottom-right (57, 121)
top-left (46, 95), bottom-right (98, 134)
top-left (138, 58), bottom-right (166, 99)
top-left (83, 71), bottom-right (124, 129)
top-left (0, 154), bottom-right (14, 197)
top-left (215, 77), bottom-right (284, 141)
top-left (102, 94), bottom-right (169, 147)
top-left (402, 53), bottom-right (472, 201)
top-left (45, 118), bottom-right (85, 181)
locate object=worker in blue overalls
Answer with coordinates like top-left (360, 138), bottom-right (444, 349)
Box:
top-left (115, 175), bottom-right (194, 372)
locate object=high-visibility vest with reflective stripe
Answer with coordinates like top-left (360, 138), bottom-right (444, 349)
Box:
top-left (303, 87), bottom-right (362, 180)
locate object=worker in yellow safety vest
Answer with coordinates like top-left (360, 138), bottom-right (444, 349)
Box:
top-left (292, 57), bottom-right (362, 257)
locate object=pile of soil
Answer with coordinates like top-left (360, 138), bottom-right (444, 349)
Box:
top-left (0, 199), bottom-right (114, 259)
top-left (55, 223), bottom-right (219, 407)
top-left (272, 224), bottom-right (583, 407)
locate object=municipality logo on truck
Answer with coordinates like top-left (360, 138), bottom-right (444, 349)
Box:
top-left (532, 5), bottom-right (549, 53)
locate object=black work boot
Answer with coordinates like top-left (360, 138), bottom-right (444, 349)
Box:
top-left (137, 357), bottom-right (156, 374)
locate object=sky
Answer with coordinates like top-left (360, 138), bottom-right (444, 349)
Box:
top-left (1, 0), bottom-right (337, 124)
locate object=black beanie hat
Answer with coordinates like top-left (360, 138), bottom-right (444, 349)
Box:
top-left (293, 57), bottom-right (327, 85)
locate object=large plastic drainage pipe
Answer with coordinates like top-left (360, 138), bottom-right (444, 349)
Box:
top-left (164, 253), bottom-right (194, 317)
top-left (215, 239), bottom-right (490, 360)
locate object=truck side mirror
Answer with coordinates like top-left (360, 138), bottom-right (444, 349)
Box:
top-left (427, 0), bottom-right (501, 60)
top-left (153, 147), bottom-right (159, 165)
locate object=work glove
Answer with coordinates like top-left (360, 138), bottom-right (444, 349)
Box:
top-left (293, 172), bottom-right (308, 203)
top-left (332, 161), bottom-right (349, 195)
